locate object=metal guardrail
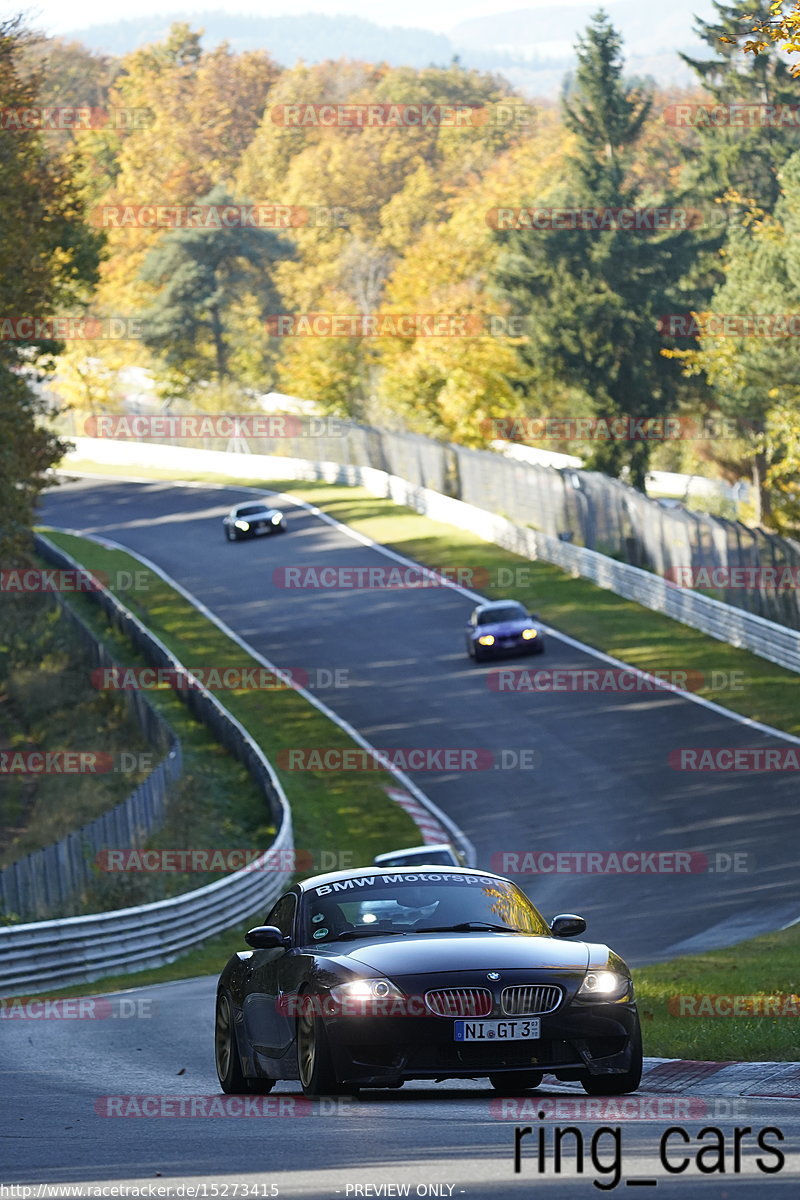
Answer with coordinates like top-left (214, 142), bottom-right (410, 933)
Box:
top-left (372, 470), bottom-right (800, 675)
top-left (0, 598), bottom-right (182, 922)
top-left (0, 832), bottom-right (291, 994)
top-left (0, 535), bottom-right (293, 995)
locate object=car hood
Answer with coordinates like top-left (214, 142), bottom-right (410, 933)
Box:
top-left (337, 934), bottom-right (599, 974)
top-left (233, 509), bottom-right (278, 520)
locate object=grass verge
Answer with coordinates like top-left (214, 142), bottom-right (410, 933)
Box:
top-left (0, 590), bottom-right (152, 870)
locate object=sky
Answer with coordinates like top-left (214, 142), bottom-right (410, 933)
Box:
top-left (9, 0), bottom-right (596, 39)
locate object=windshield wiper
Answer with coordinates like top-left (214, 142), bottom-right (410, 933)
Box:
top-left (415, 921), bottom-right (522, 934)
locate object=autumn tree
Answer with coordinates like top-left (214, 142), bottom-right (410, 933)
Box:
top-left (0, 18), bottom-right (101, 558)
top-left (678, 2), bottom-right (800, 222)
top-left (671, 149), bottom-right (800, 528)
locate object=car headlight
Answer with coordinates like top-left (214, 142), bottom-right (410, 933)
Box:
top-left (576, 971), bottom-right (632, 1002)
top-left (328, 978), bottom-right (410, 1015)
top-left (521, 628), bottom-right (538, 640)
top-left (234, 520), bottom-right (250, 531)
top-left (478, 635), bottom-right (495, 646)
top-left (271, 513), bottom-right (282, 525)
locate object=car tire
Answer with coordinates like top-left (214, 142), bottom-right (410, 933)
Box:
top-left (489, 1071), bottom-right (543, 1094)
top-left (215, 990), bottom-right (274, 1094)
top-left (297, 996), bottom-right (345, 1097)
top-left (224, 527), bottom-right (236, 542)
top-left (580, 1024), bottom-right (642, 1096)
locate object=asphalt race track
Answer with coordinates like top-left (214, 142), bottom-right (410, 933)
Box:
top-left (38, 477), bottom-right (800, 962)
top-left (4, 475), bottom-right (799, 1198)
top-left (3, 975), bottom-right (800, 1197)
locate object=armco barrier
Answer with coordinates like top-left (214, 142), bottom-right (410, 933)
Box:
top-left (63, 438), bottom-right (800, 674)
top-left (0, 596), bottom-right (182, 922)
top-left (0, 834), bottom-right (291, 994)
top-left (0, 534), bottom-right (293, 995)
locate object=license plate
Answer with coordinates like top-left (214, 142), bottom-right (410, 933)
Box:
top-left (454, 1018), bottom-right (540, 1041)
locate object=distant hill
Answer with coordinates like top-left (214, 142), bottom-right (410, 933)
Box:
top-left (64, 2), bottom-right (717, 96)
top-left (65, 13), bottom-right (454, 67)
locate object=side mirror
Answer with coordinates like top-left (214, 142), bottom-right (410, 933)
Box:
top-left (529, 613), bottom-right (540, 621)
top-left (550, 914), bottom-right (586, 938)
top-left (245, 925), bottom-right (289, 950)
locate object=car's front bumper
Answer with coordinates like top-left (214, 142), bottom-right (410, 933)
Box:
top-left (322, 1004), bottom-right (638, 1086)
top-left (474, 637), bottom-right (543, 658)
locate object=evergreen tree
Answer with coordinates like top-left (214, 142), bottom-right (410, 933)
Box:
top-left (680, 2), bottom-right (800, 215)
top-left (492, 11), bottom-right (704, 491)
top-left (138, 184), bottom-right (294, 384)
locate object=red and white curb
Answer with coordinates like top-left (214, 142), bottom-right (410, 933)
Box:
top-left (383, 786), bottom-right (451, 845)
top-left (638, 1058), bottom-right (800, 1098)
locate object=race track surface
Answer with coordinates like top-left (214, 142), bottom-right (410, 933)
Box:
top-left (38, 477), bottom-right (800, 963)
top-left (3, 976), bottom-right (799, 1197)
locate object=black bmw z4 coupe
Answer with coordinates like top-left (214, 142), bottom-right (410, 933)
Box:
top-left (215, 865), bottom-right (642, 1096)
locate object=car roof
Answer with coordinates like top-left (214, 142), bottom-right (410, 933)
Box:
top-left (374, 843), bottom-right (455, 857)
top-left (474, 599), bottom-right (526, 611)
top-left (233, 501), bottom-right (274, 511)
top-left (296, 864), bottom-right (503, 890)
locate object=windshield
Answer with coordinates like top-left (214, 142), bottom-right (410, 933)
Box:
top-left (477, 604), bottom-right (528, 625)
top-left (235, 503), bottom-right (270, 517)
top-left (301, 874), bottom-right (549, 943)
top-left (377, 849), bottom-right (460, 867)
